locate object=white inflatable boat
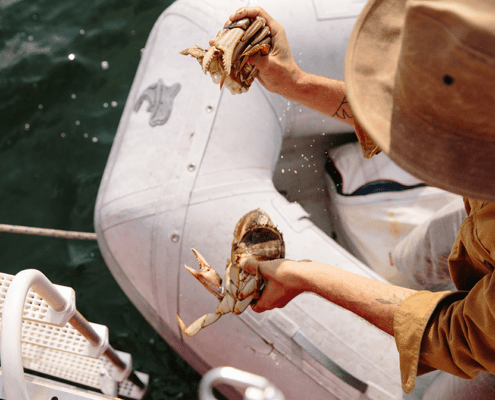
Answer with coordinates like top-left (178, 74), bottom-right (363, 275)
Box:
top-left (95, 1), bottom-right (412, 398)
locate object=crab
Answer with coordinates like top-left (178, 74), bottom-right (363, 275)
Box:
top-left (176, 208), bottom-right (285, 337)
top-left (179, 16), bottom-right (271, 94)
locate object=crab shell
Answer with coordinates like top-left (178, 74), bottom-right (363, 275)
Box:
top-left (232, 208), bottom-right (285, 263)
top-left (179, 17), bottom-right (271, 94)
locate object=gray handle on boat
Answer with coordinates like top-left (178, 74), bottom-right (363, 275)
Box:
top-left (292, 331), bottom-right (368, 393)
top-left (199, 367), bottom-right (285, 400)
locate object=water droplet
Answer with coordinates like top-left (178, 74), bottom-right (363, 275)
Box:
top-left (111, 101), bottom-right (118, 108)
top-left (75, 120), bottom-right (80, 125)
top-left (171, 234), bottom-right (180, 242)
top-left (101, 61), bottom-right (109, 70)
top-left (28, 36), bottom-right (34, 42)
top-left (103, 103), bottom-right (109, 108)
top-left (80, 29), bottom-right (85, 35)
top-left (206, 105), bottom-right (214, 113)
top-left (294, 170), bottom-right (298, 174)
top-left (92, 137), bottom-right (98, 143)
top-left (61, 133), bottom-right (66, 138)
top-left (131, 30), bottom-right (135, 35)
top-left (71, 94), bottom-right (76, 99)
top-left (24, 124), bottom-right (30, 131)
top-left (68, 53), bottom-right (75, 61)
top-left (187, 163), bottom-right (196, 172)
top-left (38, 104), bottom-right (43, 109)
top-left (281, 169), bottom-right (285, 173)
top-left (83, 133), bottom-right (88, 138)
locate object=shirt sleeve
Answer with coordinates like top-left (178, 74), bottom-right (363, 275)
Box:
top-left (353, 118), bottom-right (381, 158)
top-left (393, 290), bottom-right (459, 393)
top-left (394, 272), bottom-right (495, 393)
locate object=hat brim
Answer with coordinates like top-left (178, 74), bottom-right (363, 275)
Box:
top-left (345, 0), bottom-right (495, 201)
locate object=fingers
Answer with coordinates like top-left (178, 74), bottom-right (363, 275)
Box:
top-left (250, 280), bottom-right (295, 313)
top-left (229, 7), bottom-right (278, 33)
top-left (251, 294), bottom-right (289, 313)
top-left (229, 6), bottom-right (265, 22)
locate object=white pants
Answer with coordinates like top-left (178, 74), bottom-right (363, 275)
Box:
top-left (392, 197), bottom-right (466, 291)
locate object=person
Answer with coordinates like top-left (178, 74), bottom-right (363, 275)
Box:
top-left (225, 1), bottom-right (495, 397)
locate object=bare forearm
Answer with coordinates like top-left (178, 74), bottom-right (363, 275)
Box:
top-left (299, 262), bottom-right (416, 335)
top-left (277, 70), bottom-right (355, 127)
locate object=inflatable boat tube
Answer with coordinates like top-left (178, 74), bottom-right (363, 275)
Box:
top-left (95, 0), bottom-right (404, 399)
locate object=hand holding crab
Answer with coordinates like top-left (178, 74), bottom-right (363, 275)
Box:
top-left (180, 16), bottom-right (271, 94)
top-left (176, 209), bottom-right (285, 337)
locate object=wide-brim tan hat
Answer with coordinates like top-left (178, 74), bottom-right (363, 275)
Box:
top-left (345, 0), bottom-right (495, 202)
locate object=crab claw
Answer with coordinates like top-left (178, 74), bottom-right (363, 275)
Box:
top-left (185, 249), bottom-right (225, 300)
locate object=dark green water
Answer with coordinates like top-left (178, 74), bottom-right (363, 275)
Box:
top-left (0, 0), bottom-right (202, 398)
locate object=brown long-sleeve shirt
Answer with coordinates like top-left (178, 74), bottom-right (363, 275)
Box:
top-left (394, 199), bottom-right (495, 393)
top-left (355, 123), bottom-right (495, 393)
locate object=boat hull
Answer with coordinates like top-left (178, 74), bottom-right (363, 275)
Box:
top-left (95, 1), bottom-right (404, 398)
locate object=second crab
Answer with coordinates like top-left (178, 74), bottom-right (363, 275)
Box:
top-left (180, 16), bottom-right (271, 94)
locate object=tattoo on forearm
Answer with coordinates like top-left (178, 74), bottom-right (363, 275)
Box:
top-left (375, 294), bottom-right (404, 305)
top-left (333, 96), bottom-right (353, 120)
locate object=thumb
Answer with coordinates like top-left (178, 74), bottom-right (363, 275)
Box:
top-left (238, 256), bottom-right (259, 275)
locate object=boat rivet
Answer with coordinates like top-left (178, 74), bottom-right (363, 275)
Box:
top-left (187, 163), bottom-right (196, 172)
top-left (171, 234), bottom-right (180, 242)
top-left (206, 105), bottom-right (214, 113)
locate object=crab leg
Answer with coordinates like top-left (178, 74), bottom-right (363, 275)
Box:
top-left (176, 295), bottom-right (233, 337)
top-left (241, 16), bottom-right (266, 42)
top-left (242, 66), bottom-right (259, 86)
top-left (240, 38), bottom-right (271, 70)
top-left (225, 17), bottom-right (251, 30)
top-left (249, 26), bottom-right (271, 46)
top-left (213, 27), bottom-right (245, 75)
top-left (184, 248), bottom-right (224, 300)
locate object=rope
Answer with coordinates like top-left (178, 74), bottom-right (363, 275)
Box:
top-left (0, 224), bottom-right (97, 241)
